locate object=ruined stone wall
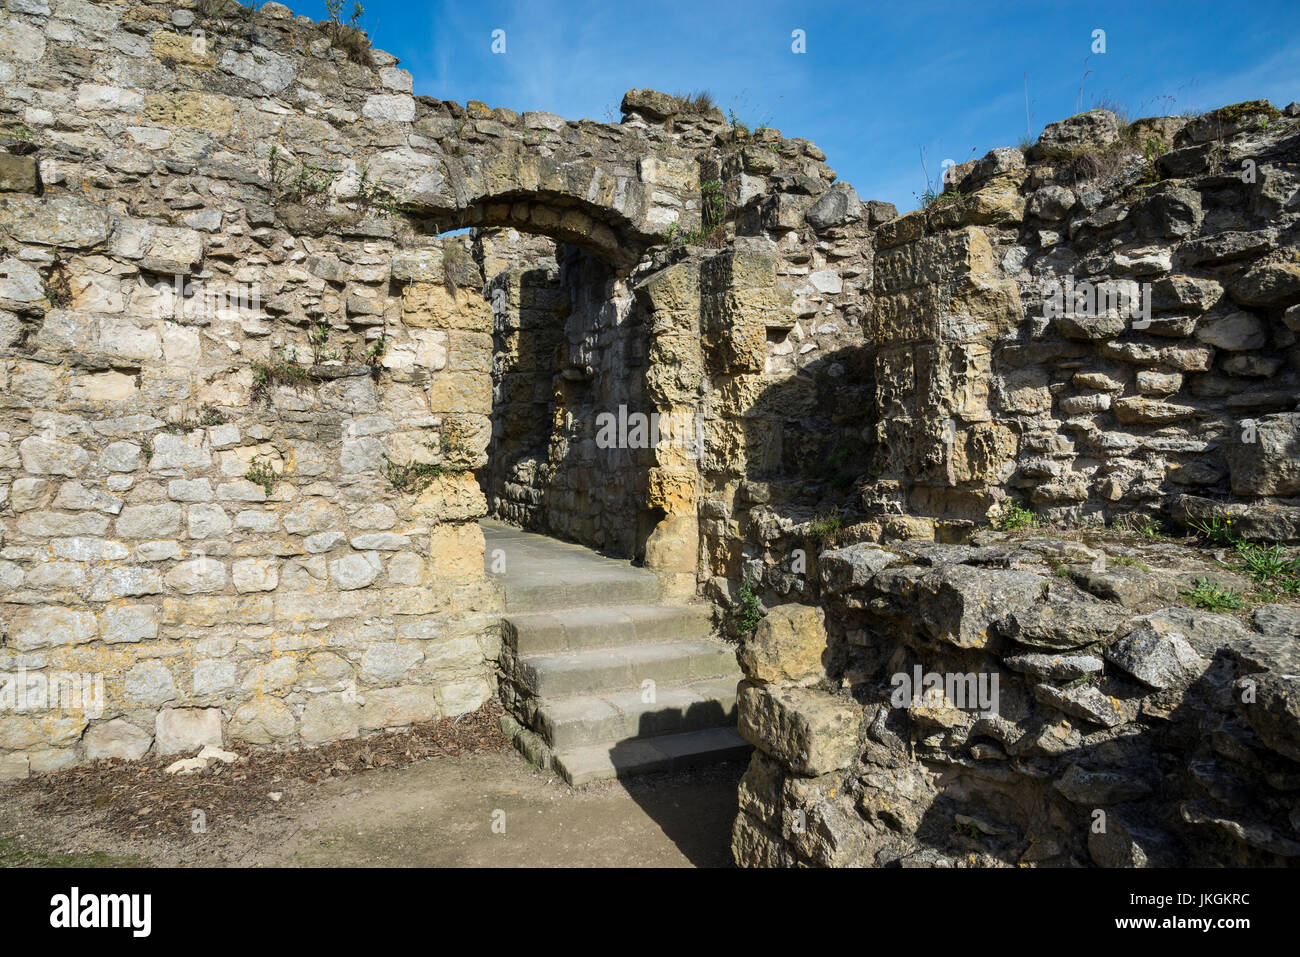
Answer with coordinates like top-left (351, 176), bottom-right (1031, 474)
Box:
top-left (0, 0), bottom-right (843, 774)
top-left (726, 101), bottom-right (1300, 624)
top-left (0, 0), bottom-right (535, 777)
top-left (732, 536), bottom-right (1300, 868)
top-left (726, 102), bottom-right (1300, 869)
top-left (866, 102), bottom-right (1300, 533)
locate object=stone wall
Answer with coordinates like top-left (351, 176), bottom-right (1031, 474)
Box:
top-left (725, 102), bottom-right (1300, 868)
top-left (862, 102), bottom-right (1300, 531)
top-left (723, 101), bottom-right (1300, 627)
top-left (732, 536), bottom-right (1300, 867)
top-left (0, 0), bottom-right (844, 773)
top-left (0, 0), bottom-right (536, 776)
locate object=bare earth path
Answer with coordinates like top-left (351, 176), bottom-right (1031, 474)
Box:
top-left (0, 750), bottom-right (745, 868)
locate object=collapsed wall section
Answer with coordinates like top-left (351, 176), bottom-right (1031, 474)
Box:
top-left (731, 537), bottom-right (1300, 868)
top-left (727, 102), bottom-right (1300, 869)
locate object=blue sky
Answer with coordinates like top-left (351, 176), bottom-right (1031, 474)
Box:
top-left (290, 0), bottom-right (1300, 212)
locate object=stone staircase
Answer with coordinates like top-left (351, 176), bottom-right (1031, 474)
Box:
top-left (485, 521), bottom-right (750, 786)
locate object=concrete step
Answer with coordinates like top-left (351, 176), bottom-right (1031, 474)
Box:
top-left (533, 677), bottom-right (740, 751)
top-left (507, 638), bottom-right (741, 698)
top-left (502, 603), bottom-right (714, 655)
top-left (498, 566), bottom-right (662, 612)
top-left (485, 520), bottom-right (744, 786)
top-left (553, 727), bottom-right (752, 786)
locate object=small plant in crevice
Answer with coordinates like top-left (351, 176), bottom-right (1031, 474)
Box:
top-left (250, 346), bottom-right (314, 401)
top-left (197, 405), bottom-right (227, 427)
top-left (661, 182), bottom-right (729, 248)
top-left (1113, 513), bottom-right (1163, 538)
top-left (700, 179), bottom-right (726, 225)
top-left (662, 220), bottom-right (707, 248)
top-left (1139, 134), bottom-right (1169, 178)
top-left (269, 145), bottom-right (336, 207)
top-left (808, 509), bottom-right (844, 543)
top-left (308, 318), bottom-right (348, 365)
top-left (726, 575), bottom-right (766, 642)
top-left (1182, 577), bottom-right (1245, 611)
top-left (998, 503), bottom-right (1039, 531)
top-left (44, 254), bottom-right (73, 308)
top-left (356, 162), bottom-right (400, 217)
top-left (912, 145), bottom-right (975, 210)
top-left (245, 456), bottom-right (279, 496)
top-left (382, 457), bottom-right (444, 494)
top-left (918, 185), bottom-right (963, 209)
top-left (363, 333), bottom-right (389, 369)
top-left (671, 90), bottom-right (716, 115)
top-left (321, 0), bottom-right (372, 66)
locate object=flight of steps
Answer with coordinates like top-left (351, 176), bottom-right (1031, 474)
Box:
top-left (486, 522), bottom-right (749, 786)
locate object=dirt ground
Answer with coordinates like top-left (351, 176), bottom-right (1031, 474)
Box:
top-left (0, 747), bottom-right (745, 868)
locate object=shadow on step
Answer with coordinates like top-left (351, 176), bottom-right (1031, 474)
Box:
top-left (603, 703), bottom-right (751, 868)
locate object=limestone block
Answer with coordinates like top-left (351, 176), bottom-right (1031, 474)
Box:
top-left (360, 686), bottom-right (438, 730)
top-left (143, 92), bottom-right (235, 131)
top-left (155, 707), bottom-right (223, 754)
top-left (12, 607), bottom-right (97, 650)
top-left (100, 604), bottom-right (159, 644)
top-left (124, 661), bottom-right (177, 707)
top-left (738, 683), bottom-right (863, 776)
top-left (299, 694), bottom-right (359, 744)
top-left (1227, 412), bottom-right (1300, 496)
top-left (84, 718), bottom-right (153, 761)
top-left (18, 437), bottom-right (88, 477)
top-left (151, 29), bottom-right (216, 67)
top-left (228, 698), bottom-right (295, 745)
top-left (738, 604), bottom-right (828, 684)
top-left (411, 471), bottom-right (488, 523)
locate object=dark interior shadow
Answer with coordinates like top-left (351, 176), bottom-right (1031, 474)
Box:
top-left (712, 342), bottom-right (878, 605)
top-left (480, 242), bottom-right (658, 563)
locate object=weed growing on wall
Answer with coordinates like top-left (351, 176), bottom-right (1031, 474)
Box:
top-left (250, 346), bottom-right (314, 401)
top-left (245, 456), bottom-right (279, 495)
top-left (726, 576), bottom-right (766, 641)
top-left (999, 503), bottom-right (1039, 530)
top-left (322, 0), bottom-right (372, 66)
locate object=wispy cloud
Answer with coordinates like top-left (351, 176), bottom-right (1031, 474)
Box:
top-left (318, 0), bottom-right (1300, 211)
